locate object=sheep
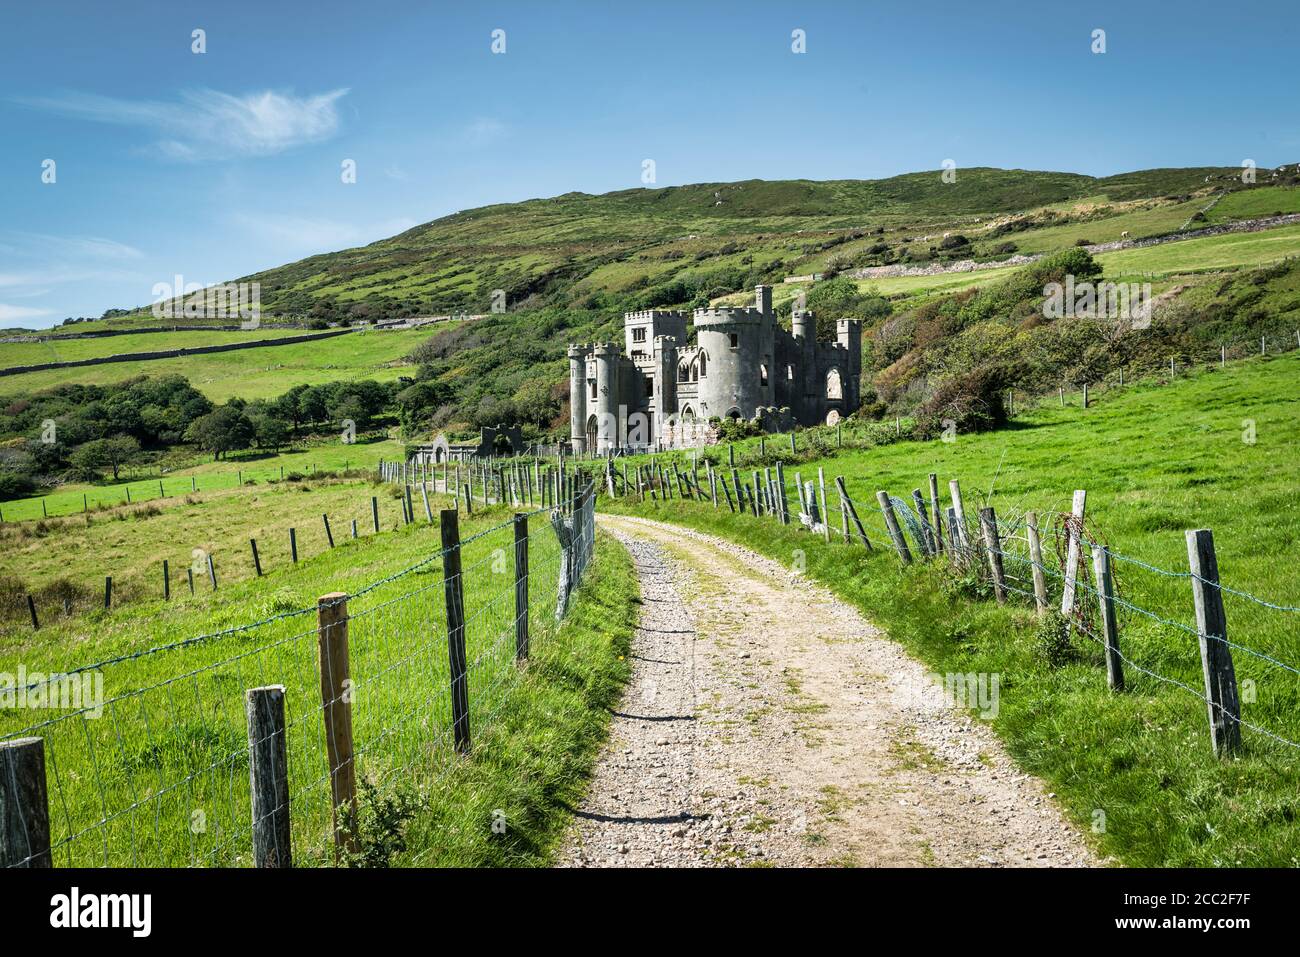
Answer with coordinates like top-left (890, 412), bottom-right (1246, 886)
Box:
top-left (1120, 230), bottom-right (1130, 239)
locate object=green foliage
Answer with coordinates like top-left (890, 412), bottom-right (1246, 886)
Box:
top-left (1034, 610), bottom-right (1077, 668)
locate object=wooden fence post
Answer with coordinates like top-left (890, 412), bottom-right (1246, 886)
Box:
top-left (207, 554), bottom-right (218, 590)
top-left (912, 489), bottom-right (936, 556)
top-left (250, 539), bottom-right (262, 576)
top-left (290, 527), bottom-right (298, 563)
top-left (371, 496), bottom-right (379, 534)
top-left (323, 514), bottom-right (335, 548)
top-left (317, 592), bottom-right (358, 861)
top-left (1025, 512), bottom-right (1048, 617)
top-left (948, 480), bottom-right (969, 550)
top-left (834, 479), bottom-right (871, 549)
top-left (26, 595), bottom-right (38, 630)
top-left (163, 559), bottom-right (170, 601)
top-left (440, 509), bottom-right (471, 754)
top-left (979, 507), bottom-right (1007, 604)
top-left (351, 519), bottom-right (358, 539)
top-left (1091, 546), bottom-right (1124, 691)
top-left (514, 512), bottom-right (529, 662)
top-left (817, 469), bottom-right (830, 543)
top-left (775, 462), bottom-right (790, 525)
top-left (0, 737), bottom-right (51, 867)
top-left (928, 473), bottom-right (944, 554)
top-left (245, 685), bottom-right (292, 867)
top-left (876, 491), bottom-right (912, 564)
top-left (1060, 490), bottom-right (1087, 618)
top-left (1186, 529), bottom-right (1242, 757)
top-left (104, 576), bottom-right (112, 609)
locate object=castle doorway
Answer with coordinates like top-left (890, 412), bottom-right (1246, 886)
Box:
top-left (826, 368), bottom-right (843, 401)
top-left (586, 414), bottom-right (598, 450)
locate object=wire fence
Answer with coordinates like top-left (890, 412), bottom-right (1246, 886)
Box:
top-left (610, 458), bottom-right (1300, 762)
top-left (0, 479), bottom-right (597, 868)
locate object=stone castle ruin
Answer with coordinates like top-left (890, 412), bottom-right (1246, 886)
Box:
top-left (569, 285), bottom-right (861, 452)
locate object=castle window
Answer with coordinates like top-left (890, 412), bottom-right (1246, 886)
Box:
top-left (826, 368), bottom-right (843, 400)
top-left (589, 381), bottom-right (597, 400)
top-left (645, 378), bottom-right (654, 397)
top-left (786, 365), bottom-right (794, 381)
top-left (697, 352), bottom-right (707, 377)
top-left (632, 327), bottom-right (646, 343)
top-left (760, 364), bottom-right (769, 387)
top-left (729, 333), bottom-right (739, 349)
top-left (678, 363), bottom-right (690, 383)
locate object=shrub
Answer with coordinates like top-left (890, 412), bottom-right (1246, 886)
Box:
top-left (911, 364), bottom-right (1011, 439)
top-left (1034, 611), bottom-right (1077, 668)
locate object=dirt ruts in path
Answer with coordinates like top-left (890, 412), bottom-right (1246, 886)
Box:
top-left (555, 514), bottom-right (1102, 868)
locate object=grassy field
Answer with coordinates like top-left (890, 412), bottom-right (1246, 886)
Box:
top-left (0, 486), bottom-right (635, 867)
top-left (0, 472), bottom-right (416, 632)
top-left (1097, 223), bottom-right (1300, 278)
top-left (0, 436), bottom-right (403, 522)
top-left (0, 328), bottom-right (310, 368)
top-left (0, 326), bottom-right (442, 402)
top-left (606, 350), bottom-right (1300, 866)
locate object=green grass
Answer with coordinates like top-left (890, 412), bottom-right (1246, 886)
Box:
top-left (0, 328), bottom-right (311, 368)
top-left (1207, 185), bottom-right (1300, 223)
top-left (0, 327), bottom-right (442, 402)
top-left (605, 350), bottom-right (1300, 866)
top-left (0, 495), bottom-right (636, 867)
top-left (1097, 223), bottom-right (1300, 278)
top-left (0, 436), bottom-right (403, 522)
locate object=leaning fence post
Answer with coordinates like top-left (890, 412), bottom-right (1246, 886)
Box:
top-left (1025, 512), bottom-right (1048, 616)
top-left (245, 685), bottom-right (292, 868)
top-left (928, 473), bottom-right (945, 554)
top-left (912, 489), bottom-right (936, 557)
top-left (835, 478), bottom-right (871, 549)
top-left (1091, 546), bottom-right (1124, 691)
top-left (979, 507), bottom-right (1007, 604)
top-left (440, 510), bottom-right (471, 754)
top-left (1186, 528), bottom-right (1242, 757)
top-left (876, 491), bottom-right (912, 564)
top-left (0, 737), bottom-right (51, 867)
top-left (323, 514), bottom-right (335, 548)
top-left (1060, 489), bottom-right (1087, 618)
top-left (513, 513), bottom-right (529, 662)
top-left (317, 592), bottom-right (358, 861)
top-left (948, 480), bottom-right (969, 549)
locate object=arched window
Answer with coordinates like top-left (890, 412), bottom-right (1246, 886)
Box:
top-left (697, 351), bottom-right (708, 378)
top-left (786, 364), bottom-right (794, 381)
top-left (681, 405), bottom-right (695, 422)
top-left (826, 368), bottom-right (843, 400)
top-left (760, 364), bottom-right (769, 387)
top-left (689, 360), bottom-right (699, 382)
top-left (678, 363), bottom-right (690, 383)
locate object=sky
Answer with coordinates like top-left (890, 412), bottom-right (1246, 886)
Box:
top-left (1, 0), bottom-right (1297, 328)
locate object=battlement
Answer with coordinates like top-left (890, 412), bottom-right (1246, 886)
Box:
top-left (591, 341), bottom-right (620, 358)
top-left (693, 306), bottom-right (766, 327)
top-left (567, 342), bottom-right (593, 358)
top-left (625, 309), bottom-right (688, 323)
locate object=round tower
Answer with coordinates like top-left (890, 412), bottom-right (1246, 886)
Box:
top-left (694, 306), bottom-right (771, 421)
top-left (592, 341), bottom-right (619, 451)
top-left (568, 343), bottom-right (592, 454)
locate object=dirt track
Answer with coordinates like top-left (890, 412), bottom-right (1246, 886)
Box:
top-left (556, 514), bottom-right (1102, 868)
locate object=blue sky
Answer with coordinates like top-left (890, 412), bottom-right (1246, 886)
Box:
top-left (1, 0), bottom-right (1297, 327)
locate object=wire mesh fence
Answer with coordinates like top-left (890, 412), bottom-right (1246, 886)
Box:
top-left (611, 458), bottom-right (1300, 762)
top-left (0, 481), bottom-right (598, 868)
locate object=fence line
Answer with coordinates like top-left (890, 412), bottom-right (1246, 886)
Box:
top-left (0, 479), bottom-right (598, 868)
top-left (609, 459), bottom-right (1300, 761)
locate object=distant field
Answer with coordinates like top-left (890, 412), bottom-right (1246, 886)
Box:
top-left (0, 326), bottom-right (445, 401)
top-left (992, 199), bottom-right (1202, 255)
top-left (0, 328), bottom-right (308, 369)
top-left (1207, 185), bottom-right (1300, 223)
top-left (1096, 223), bottom-right (1300, 277)
top-left (0, 437), bottom-right (402, 522)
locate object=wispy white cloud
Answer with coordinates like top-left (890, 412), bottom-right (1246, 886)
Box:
top-left (12, 88), bottom-right (349, 159)
top-left (0, 303), bottom-right (54, 321)
top-left (461, 117), bottom-right (508, 147)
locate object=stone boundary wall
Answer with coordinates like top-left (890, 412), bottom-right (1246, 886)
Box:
top-left (0, 328), bottom-right (354, 378)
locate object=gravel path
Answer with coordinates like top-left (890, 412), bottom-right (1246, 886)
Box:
top-left (555, 514), bottom-right (1103, 868)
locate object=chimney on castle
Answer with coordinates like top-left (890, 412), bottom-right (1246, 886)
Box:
top-left (755, 285), bottom-right (772, 316)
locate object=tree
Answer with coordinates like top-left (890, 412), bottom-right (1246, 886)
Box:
top-left (251, 414), bottom-right (290, 451)
top-left (69, 436), bottom-right (141, 480)
top-left (186, 406), bottom-right (254, 460)
top-left (512, 377), bottom-right (558, 428)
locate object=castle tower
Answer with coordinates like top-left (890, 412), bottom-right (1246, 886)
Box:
top-left (568, 343), bottom-right (592, 453)
top-left (592, 342), bottom-right (620, 452)
top-left (653, 335), bottom-right (678, 447)
top-left (836, 319), bottom-right (863, 411)
top-left (791, 307), bottom-right (818, 420)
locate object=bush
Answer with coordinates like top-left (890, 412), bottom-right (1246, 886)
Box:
top-left (911, 364), bottom-right (1011, 439)
top-left (1034, 611), bottom-right (1077, 668)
